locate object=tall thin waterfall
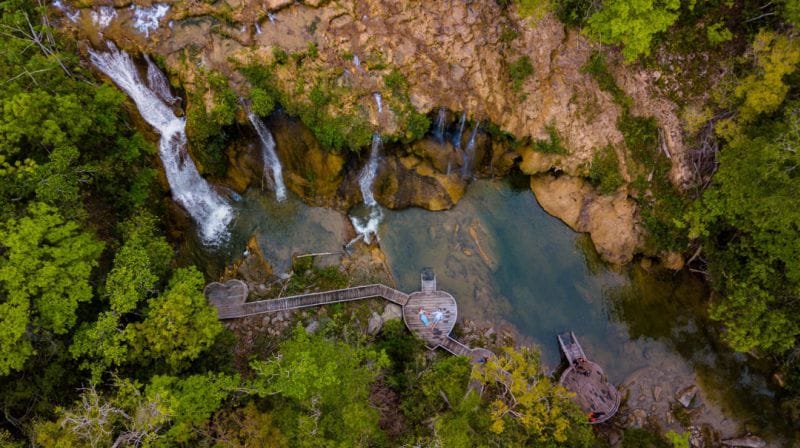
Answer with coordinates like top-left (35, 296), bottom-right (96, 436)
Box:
top-left (144, 55), bottom-right (178, 105)
top-left (89, 44), bottom-right (233, 244)
top-left (373, 92), bottom-right (383, 114)
top-left (348, 133), bottom-right (383, 245)
top-left (434, 107), bottom-right (446, 143)
top-left (358, 134), bottom-right (381, 207)
top-left (452, 112), bottom-right (466, 150)
top-left (461, 121), bottom-right (480, 179)
top-left (247, 112), bottom-right (287, 202)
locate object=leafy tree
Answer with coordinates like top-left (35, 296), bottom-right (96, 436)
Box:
top-left (250, 326), bottom-right (388, 447)
top-left (688, 104), bottom-right (800, 353)
top-left (723, 30), bottom-right (800, 130)
top-left (146, 372), bottom-right (238, 443)
top-left (586, 0), bottom-right (681, 61)
top-left (70, 213), bottom-right (173, 379)
top-left (209, 402), bottom-right (289, 447)
top-left (129, 267), bottom-right (223, 369)
top-left (0, 203), bottom-right (104, 375)
top-left (471, 346), bottom-right (594, 447)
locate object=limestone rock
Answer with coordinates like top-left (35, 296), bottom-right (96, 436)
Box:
top-left (530, 174), bottom-right (640, 264)
top-left (381, 303), bottom-right (402, 322)
top-left (266, 0), bottom-right (293, 11)
top-left (676, 385), bottom-right (698, 408)
top-left (375, 154), bottom-right (467, 211)
top-left (367, 311), bottom-right (383, 335)
top-left (269, 113), bottom-right (346, 205)
top-left (661, 251), bottom-right (685, 270)
top-left (238, 235), bottom-right (273, 283)
top-left (721, 435), bottom-right (767, 448)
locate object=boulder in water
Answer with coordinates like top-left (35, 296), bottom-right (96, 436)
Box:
top-left (721, 435), bottom-right (767, 448)
top-left (530, 174), bottom-right (641, 264)
top-left (375, 155), bottom-right (467, 211)
top-left (675, 385), bottom-right (699, 408)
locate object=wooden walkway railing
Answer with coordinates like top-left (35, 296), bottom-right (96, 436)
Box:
top-left (215, 284), bottom-right (409, 319)
top-left (441, 336), bottom-right (473, 357)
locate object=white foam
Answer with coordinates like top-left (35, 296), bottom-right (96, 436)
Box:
top-left (131, 3), bottom-right (169, 37)
top-left (91, 6), bottom-right (116, 29)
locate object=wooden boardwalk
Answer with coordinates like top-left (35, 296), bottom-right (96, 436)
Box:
top-left (205, 270), bottom-right (490, 360)
top-left (557, 332), bottom-right (620, 424)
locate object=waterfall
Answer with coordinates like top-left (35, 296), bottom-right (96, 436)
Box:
top-left (247, 112), bottom-right (287, 202)
top-left (452, 112), bottom-right (466, 150)
top-left (373, 92), bottom-right (383, 114)
top-left (348, 133), bottom-right (383, 245)
top-left (91, 6), bottom-right (116, 29)
top-left (461, 121), bottom-right (480, 179)
top-left (353, 54), bottom-right (361, 68)
top-left (89, 44), bottom-right (233, 245)
top-left (255, 22), bottom-right (262, 34)
top-left (267, 13), bottom-right (277, 23)
top-left (131, 3), bottom-right (169, 37)
top-left (144, 55), bottom-right (178, 105)
top-left (434, 107), bottom-right (446, 143)
top-left (358, 134), bottom-right (381, 207)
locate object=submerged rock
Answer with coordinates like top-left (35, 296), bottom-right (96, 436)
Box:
top-left (676, 385), bottom-right (699, 408)
top-left (721, 435), bottom-right (767, 448)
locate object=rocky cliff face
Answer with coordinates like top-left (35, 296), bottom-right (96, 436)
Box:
top-left (58, 0), bottom-right (691, 265)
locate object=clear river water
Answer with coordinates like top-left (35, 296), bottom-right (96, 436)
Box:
top-left (189, 175), bottom-right (791, 444)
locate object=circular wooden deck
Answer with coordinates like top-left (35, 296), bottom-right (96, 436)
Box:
top-left (559, 360), bottom-right (620, 424)
top-left (402, 290), bottom-right (457, 349)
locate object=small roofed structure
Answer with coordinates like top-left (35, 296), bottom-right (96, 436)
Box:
top-left (557, 332), bottom-right (620, 424)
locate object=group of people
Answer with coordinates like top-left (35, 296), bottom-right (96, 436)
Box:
top-left (418, 307), bottom-right (446, 334)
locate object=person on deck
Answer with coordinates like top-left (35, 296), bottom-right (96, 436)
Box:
top-left (431, 308), bottom-right (444, 329)
top-left (418, 308), bottom-right (431, 327)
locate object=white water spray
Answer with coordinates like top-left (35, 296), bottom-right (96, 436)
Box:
top-left (91, 6), bottom-right (116, 29)
top-left (89, 44), bottom-right (233, 244)
top-left (131, 3), bottom-right (169, 37)
top-left (144, 55), bottom-right (179, 105)
top-left (247, 112), bottom-right (287, 202)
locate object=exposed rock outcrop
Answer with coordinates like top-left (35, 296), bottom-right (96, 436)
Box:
top-left (530, 174), bottom-right (640, 264)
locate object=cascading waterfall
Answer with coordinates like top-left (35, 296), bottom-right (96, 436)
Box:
top-left (89, 44), bottom-right (233, 244)
top-left (373, 92), bottom-right (383, 114)
top-left (353, 54), bottom-right (361, 68)
top-left (247, 112), bottom-right (287, 202)
top-left (434, 107), bottom-right (447, 143)
top-left (255, 22), bottom-right (262, 34)
top-left (358, 133), bottom-right (381, 208)
top-left (349, 133), bottom-right (383, 245)
top-left (144, 55), bottom-right (179, 105)
top-left (267, 13), bottom-right (277, 23)
top-left (461, 121), bottom-right (480, 179)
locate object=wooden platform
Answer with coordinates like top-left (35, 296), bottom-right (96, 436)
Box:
top-left (557, 332), bottom-right (620, 424)
top-left (402, 290), bottom-right (457, 349)
top-left (205, 270), bottom-right (494, 370)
